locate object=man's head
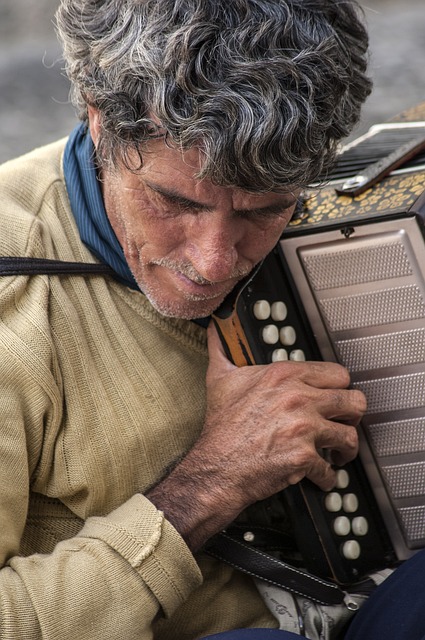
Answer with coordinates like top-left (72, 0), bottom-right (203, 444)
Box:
top-left (56, 0), bottom-right (371, 319)
top-left (56, 0), bottom-right (371, 191)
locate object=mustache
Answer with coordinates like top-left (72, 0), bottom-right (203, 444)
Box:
top-left (150, 258), bottom-right (252, 285)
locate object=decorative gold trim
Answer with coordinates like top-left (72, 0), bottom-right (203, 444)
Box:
top-left (289, 169), bottom-right (425, 232)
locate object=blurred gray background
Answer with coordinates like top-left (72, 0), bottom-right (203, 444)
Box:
top-left (0, 0), bottom-right (424, 163)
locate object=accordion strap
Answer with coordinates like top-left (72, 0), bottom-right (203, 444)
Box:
top-left (206, 532), bottom-right (347, 606)
top-left (0, 257), bottom-right (115, 277)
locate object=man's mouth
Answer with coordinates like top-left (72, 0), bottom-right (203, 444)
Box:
top-left (170, 269), bottom-right (237, 301)
top-left (150, 257), bottom-right (252, 299)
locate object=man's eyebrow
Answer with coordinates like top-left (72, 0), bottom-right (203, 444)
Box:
top-left (234, 200), bottom-right (297, 217)
top-left (145, 181), bottom-right (296, 215)
top-left (145, 182), bottom-right (214, 211)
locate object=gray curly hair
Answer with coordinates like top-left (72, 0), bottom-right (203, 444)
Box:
top-left (55, 0), bottom-right (371, 191)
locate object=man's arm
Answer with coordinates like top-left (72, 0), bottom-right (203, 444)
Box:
top-left (0, 273), bottom-right (203, 639)
top-left (4, 494), bottom-right (201, 637)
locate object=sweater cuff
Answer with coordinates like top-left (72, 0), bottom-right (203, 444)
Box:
top-left (77, 494), bottom-right (203, 616)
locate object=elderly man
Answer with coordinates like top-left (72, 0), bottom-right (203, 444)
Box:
top-left (0, 0), bottom-right (392, 638)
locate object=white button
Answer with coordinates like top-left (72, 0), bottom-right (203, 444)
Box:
top-left (342, 493), bottom-right (359, 513)
top-left (342, 540), bottom-right (361, 560)
top-left (289, 349), bottom-right (305, 361)
top-left (352, 517), bottom-right (369, 536)
top-left (324, 492), bottom-right (342, 512)
top-left (335, 469), bottom-right (350, 489)
top-left (272, 349), bottom-right (288, 362)
top-left (243, 531), bottom-right (256, 542)
top-left (253, 300), bottom-right (271, 320)
top-left (333, 516), bottom-right (351, 536)
top-left (271, 301), bottom-right (287, 322)
top-left (262, 324), bottom-right (279, 344)
top-left (280, 326), bottom-right (297, 346)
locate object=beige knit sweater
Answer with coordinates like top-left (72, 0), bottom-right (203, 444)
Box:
top-left (0, 140), bottom-right (276, 638)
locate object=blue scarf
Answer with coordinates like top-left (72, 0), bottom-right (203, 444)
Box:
top-left (63, 123), bottom-right (210, 327)
top-left (63, 123), bottom-right (139, 290)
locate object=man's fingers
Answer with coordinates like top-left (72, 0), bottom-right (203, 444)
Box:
top-left (317, 421), bottom-right (359, 468)
top-left (304, 455), bottom-right (337, 492)
top-left (315, 388), bottom-right (367, 425)
top-left (290, 360), bottom-right (352, 390)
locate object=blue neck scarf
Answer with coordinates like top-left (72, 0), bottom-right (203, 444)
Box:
top-left (63, 123), bottom-right (210, 327)
top-left (64, 123), bottom-right (139, 290)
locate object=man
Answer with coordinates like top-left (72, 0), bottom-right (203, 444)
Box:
top-left (0, 0), bottom-right (380, 637)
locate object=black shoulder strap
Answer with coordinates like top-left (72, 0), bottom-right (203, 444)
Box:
top-left (0, 257), bottom-right (115, 277)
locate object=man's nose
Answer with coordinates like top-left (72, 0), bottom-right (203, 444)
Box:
top-left (185, 218), bottom-right (242, 282)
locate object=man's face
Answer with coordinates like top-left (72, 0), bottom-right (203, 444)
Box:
top-left (90, 113), bottom-right (298, 319)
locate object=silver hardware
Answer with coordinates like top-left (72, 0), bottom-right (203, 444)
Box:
top-left (344, 594), bottom-right (360, 611)
top-left (340, 175), bottom-right (368, 191)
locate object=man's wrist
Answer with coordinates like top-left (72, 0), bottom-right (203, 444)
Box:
top-left (146, 450), bottom-right (242, 552)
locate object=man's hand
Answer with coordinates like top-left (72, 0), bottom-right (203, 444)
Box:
top-left (147, 323), bottom-right (366, 551)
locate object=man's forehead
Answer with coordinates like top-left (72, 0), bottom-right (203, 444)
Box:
top-left (133, 137), bottom-right (299, 208)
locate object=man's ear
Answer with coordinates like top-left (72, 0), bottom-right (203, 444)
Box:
top-left (87, 105), bottom-right (101, 148)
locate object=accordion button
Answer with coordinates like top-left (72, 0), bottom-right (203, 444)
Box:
top-left (280, 326), bottom-right (296, 346)
top-left (324, 492), bottom-right (343, 512)
top-left (333, 516), bottom-right (351, 536)
top-left (342, 493), bottom-right (359, 513)
top-left (352, 517), bottom-right (369, 537)
top-left (271, 301), bottom-right (288, 322)
top-left (335, 469), bottom-right (350, 489)
top-left (289, 349), bottom-right (306, 361)
top-left (253, 300), bottom-right (271, 320)
top-left (262, 324), bottom-right (279, 344)
top-left (342, 540), bottom-right (361, 560)
top-left (272, 348), bottom-right (288, 362)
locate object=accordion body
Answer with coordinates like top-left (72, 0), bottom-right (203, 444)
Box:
top-left (214, 103), bottom-right (425, 584)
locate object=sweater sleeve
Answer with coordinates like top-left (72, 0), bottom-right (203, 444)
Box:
top-left (3, 496), bottom-right (202, 639)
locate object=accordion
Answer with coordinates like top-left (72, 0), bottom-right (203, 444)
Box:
top-left (213, 103), bottom-right (425, 584)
